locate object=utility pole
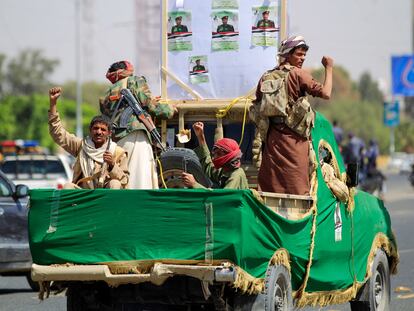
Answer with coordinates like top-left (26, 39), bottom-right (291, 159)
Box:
top-left (75, 0), bottom-right (83, 138)
top-left (412, 0), bottom-right (414, 51)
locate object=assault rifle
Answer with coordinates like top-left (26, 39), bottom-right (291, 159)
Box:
top-left (120, 88), bottom-right (166, 152)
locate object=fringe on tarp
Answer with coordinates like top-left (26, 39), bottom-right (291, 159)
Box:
top-left (294, 232), bottom-right (399, 308)
top-left (269, 248), bottom-right (291, 273)
top-left (295, 281), bottom-right (362, 308)
top-left (38, 281), bottom-right (50, 300)
top-left (231, 249), bottom-right (291, 295)
top-left (367, 232), bottom-right (399, 275)
top-left (232, 268), bottom-right (264, 294)
top-left (347, 187), bottom-right (357, 213)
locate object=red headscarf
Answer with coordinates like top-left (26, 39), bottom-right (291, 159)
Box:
top-left (212, 138), bottom-right (242, 170)
top-left (106, 60), bottom-right (134, 84)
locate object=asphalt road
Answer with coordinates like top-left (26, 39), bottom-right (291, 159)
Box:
top-left (0, 172), bottom-right (413, 310)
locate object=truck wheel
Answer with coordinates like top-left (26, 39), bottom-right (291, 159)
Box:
top-left (158, 148), bottom-right (213, 188)
top-left (25, 273), bottom-right (40, 292)
top-left (350, 249), bottom-right (390, 311)
top-left (264, 265), bottom-right (292, 311)
top-left (233, 293), bottom-right (265, 311)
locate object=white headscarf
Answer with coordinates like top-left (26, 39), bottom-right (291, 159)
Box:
top-left (277, 35), bottom-right (307, 65)
top-left (79, 137), bottom-right (116, 188)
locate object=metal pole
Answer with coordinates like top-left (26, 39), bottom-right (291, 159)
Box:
top-left (75, 0), bottom-right (83, 137)
top-left (390, 127), bottom-right (395, 154)
top-left (279, 0), bottom-right (288, 43)
top-left (412, 0), bottom-right (414, 52)
top-left (161, 0), bottom-right (168, 100)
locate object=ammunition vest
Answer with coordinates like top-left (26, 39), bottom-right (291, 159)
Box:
top-left (102, 76), bottom-right (150, 140)
top-left (254, 69), bottom-right (315, 138)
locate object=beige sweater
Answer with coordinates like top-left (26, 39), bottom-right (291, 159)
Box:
top-left (48, 112), bottom-right (129, 188)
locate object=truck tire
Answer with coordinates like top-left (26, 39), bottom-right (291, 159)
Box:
top-left (233, 293), bottom-right (265, 311)
top-left (350, 249), bottom-right (390, 311)
top-left (158, 148), bottom-right (213, 188)
top-left (264, 265), bottom-right (293, 311)
top-left (25, 273), bottom-right (40, 292)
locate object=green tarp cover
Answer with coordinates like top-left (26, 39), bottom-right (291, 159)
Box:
top-left (28, 113), bottom-right (397, 293)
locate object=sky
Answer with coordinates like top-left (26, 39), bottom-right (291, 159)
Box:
top-left (0, 0), bottom-right (411, 97)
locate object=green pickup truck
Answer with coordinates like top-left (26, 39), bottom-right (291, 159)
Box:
top-left (28, 112), bottom-right (398, 311)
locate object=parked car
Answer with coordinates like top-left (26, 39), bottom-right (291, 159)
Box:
top-left (0, 154), bottom-right (72, 189)
top-left (388, 152), bottom-right (414, 174)
top-left (0, 169), bottom-right (37, 290)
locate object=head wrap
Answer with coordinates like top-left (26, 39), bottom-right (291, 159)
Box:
top-left (212, 138), bottom-right (242, 170)
top-left (106, 60), bottom-right (134, 84)
top-left (277, 35), bottom-right (307, 64)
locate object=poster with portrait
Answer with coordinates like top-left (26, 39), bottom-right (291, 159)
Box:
top-left (211, 10), bottom-right (239, 51)
top-left (251, 6), bottom-right (278, 47)
top-left (168, 11), bottom-right (192, 51)
top-left (212, 0), bottom-right (239, 10)
top-left (189, 56), bottom-right (209, 84)
top-left (166, 0), bottom-right (282, 100)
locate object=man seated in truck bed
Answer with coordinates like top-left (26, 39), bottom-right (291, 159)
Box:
top-left (48, 87), bottom-right (129, 189)
top-left (181, 122), bottom-right (249, 189)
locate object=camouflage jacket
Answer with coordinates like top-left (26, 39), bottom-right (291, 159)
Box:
top-left (100, 75), bottom-right (174, 141)
top-left (193, 143), bottom-right (249, 190)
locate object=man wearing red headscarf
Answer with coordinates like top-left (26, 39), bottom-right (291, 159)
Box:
top-left (181, 122), bottom-right (249, 189)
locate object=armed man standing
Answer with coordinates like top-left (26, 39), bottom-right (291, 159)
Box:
top-left (250, 35), bottom-right (333, 195)
top-left (48, 87), bottom-right (129, 189)
top-left (100, 60), bottom-right (176, 189)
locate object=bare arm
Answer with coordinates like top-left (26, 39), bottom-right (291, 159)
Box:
top-left (192, 122), bottom-right (207, 146)
top-left (320, 56), bottom-right (334, 100)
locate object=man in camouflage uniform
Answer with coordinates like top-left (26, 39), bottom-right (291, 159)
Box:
top-left (192, 59), bottom-right (206, 72)
top-left (100, 60), bottom-right (175, 189)
top-left (251, 36), bottom-right (333, 195)
top-left (216, 16), bottom-right (235, 33)
top-left (256, 11), bottom-right (275, 28)
top-left (171, 16), bottom-right (188, 34)
top-left (181, 122), bottom-right (248, 189)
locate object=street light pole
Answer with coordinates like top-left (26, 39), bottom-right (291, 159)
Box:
top-left (75, 0), bottom-right (83, 137)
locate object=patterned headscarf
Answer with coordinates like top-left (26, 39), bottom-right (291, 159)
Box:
top-left (106, 60), bottom-right (134, 84)
top-left (212, 138), bottom-right (242, 170)
top-left (277, 35), bottom-right (307, 64)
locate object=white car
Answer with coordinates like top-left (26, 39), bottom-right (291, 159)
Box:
top-left (388, 152), bottom-right (414, 174)
top-left (0, 154), bottom-right (73, 189)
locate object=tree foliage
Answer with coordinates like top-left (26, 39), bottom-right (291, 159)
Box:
top-left (61, 80), bottom-right (109, 108)
top-left (358, 72), bottom-right (384, 103)
top-left (0, 54), bottom-right (6, 97)
top-left (1, 49), bottom-right (59, 96)
top-left (310, 67), bottom-right (414, 153)
top-left (0, 95), bottom-right (98, 152)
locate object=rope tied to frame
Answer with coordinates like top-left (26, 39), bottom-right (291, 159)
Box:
top-left (215, 96), bottom-right (253, 146)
